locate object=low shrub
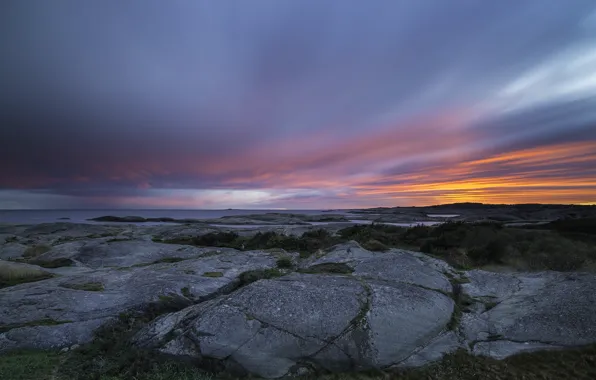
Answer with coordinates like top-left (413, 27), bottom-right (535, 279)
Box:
top-left (276, 256), bottom-right (293, 268)
top-left (361, 239), bottom-right (389, 251)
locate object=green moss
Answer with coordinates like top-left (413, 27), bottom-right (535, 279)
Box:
top-left (29, 258), bottom-right (74, 269)
top-left (153, 257), bottom-right (186, 264)
top-left (276, 256), bottom-right (293, 268)
top-left (60, 282), bottom-right (104, 292)
top-left (202, 271), bottom-right (223, 278)
top-left (447, 282), bottom-right (474, 331)
top-left (22, 245), bottom-right (51, 258)
top-left (300, 262), bottom-right (354, 274)
top-left (181, 286), bottom-right (191, 298)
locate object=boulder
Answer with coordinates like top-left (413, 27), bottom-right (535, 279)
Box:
top-left (135, 243), bottom-right (456, 377)
top-left (462, 270), bottom-right (596, 357)
top-left (0, 243), bottom-right (28, 260)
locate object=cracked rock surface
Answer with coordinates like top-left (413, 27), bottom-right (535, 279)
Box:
top-left (2, 222), bottom-right (596, 378)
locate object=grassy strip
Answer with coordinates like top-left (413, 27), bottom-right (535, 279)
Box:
top-left (0, 261), bottom-right (55, 289)
top-left (2, 344), bottom-right (595, 380)
top-left (162, 220), bottom-right (596, 271)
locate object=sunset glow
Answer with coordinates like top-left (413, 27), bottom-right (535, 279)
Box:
top-left (1, 1), bottom-right (596, 209)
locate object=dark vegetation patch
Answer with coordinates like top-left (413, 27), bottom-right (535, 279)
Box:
top-left (161, 221), bottom-right (596, 272)
top-left (390, 344), bottom-right (596, 380)
top-left (447, 282), bottom-right (474, 331)
top-left (238, 268), bottom-right (283, 285)
top-left (300, 263), bottom-right (354, 274)
top-left (152, 257), bottom-right (186, 264)
top-left (60, 282), bottom-right (104, 292)
top-left (276, 256), bottom-right (293, 268)
top-left (164, 230), bottom-right (341, 258)
top-left (22, 245), bottom-right (51, 258)
top-left (56, 295), bottom-right (196, 380)
top-left (0, 319), bottom-right (72, 334)
top-left (520, 217), bottom-right (596, 236)
top-left (2, 343), bottom-right (596, 379)
top-left (202, 271), bottom-right (224, 278)
top-left (361, 239), bottom-right (390, 251)
top-left (181, 286), bottom-right (192, 298)
top-left (0, 350), bottom-right (62, 380)
top-left (29, 258), bottom-right (74, 269)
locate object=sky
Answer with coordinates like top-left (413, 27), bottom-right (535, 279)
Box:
top-left (1, 0), bottom-right (596, 210)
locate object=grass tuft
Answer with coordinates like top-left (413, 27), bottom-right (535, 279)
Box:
top-left (29, 258), bottom-right (74, 268)
top-left (22, 245), bottom-right (51, 258)
top-left (181, 286), bottom-right (192, 298)
top-left (238, 268), bottom-right (283, 285)
top-left (276, 256), bottom-right (293, 268)
top-left (0, 261), bottom-right (54, 289)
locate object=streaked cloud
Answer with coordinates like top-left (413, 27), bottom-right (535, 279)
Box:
top-left (1, 0), bottom-right (596, 208)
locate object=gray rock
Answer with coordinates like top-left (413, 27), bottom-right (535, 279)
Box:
top-left (0, 243), bottom-right (28, 260)
top-left (34, 240), bottom-right (233, 269)
top-left (138, 266), bottom-right (455, 377)
top-left (2, 223), bottom-right (596, 377)
top-left (310, 242), bottom-right (452, 293)
top-left (364, 281), bottom-right (453, 366)
top-left (0, 318), bottom-right (111, 352)
top-left (398, 332), bottom-right (462, 367)
top-left (473, 340), bottom-right (564, 360)
top-left (461, 270), bottom-right (596, 357)
top-left (0, 249), bottom-right (278, 352)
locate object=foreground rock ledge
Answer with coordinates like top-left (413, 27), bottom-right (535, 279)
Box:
top-left (1, 226), bottom-right (596, 378)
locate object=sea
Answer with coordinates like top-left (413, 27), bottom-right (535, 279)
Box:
top-left (0, 209), bottom-right (336, 225)
top-left (0, 209), bottom-right (441, 227)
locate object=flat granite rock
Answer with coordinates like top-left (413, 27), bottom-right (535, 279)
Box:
top-left (2, 226), bottom-right (596, 377)
top-left (461, 271), bottom-right (596, 356)
top-left (136, 251), bottom-right (456, 378)
top-left (0, 249), bottom-right (278, 352)
top-left (31, 240), bottom-right (237, 269)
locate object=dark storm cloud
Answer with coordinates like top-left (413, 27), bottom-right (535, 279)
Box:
top-left (1, 0), bottom-right (596, 208)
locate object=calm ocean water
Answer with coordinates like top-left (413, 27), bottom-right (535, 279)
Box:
top-left (0, 209), bottom-right (341, 225)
